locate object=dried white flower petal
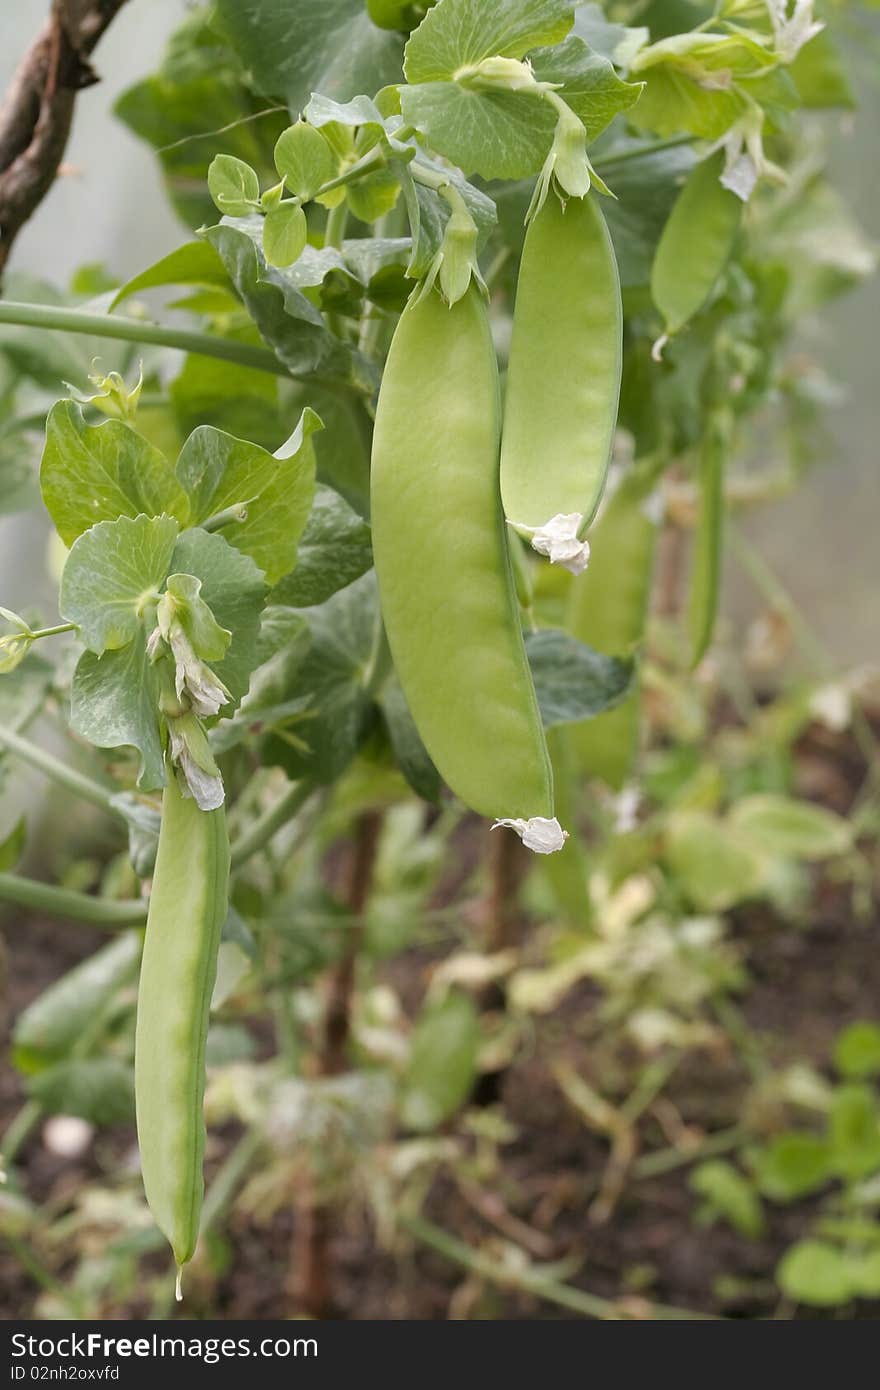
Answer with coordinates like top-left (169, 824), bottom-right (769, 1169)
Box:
top-left (513, 513), bottom-right (591, 576)
top-left (168, 724), bottom-right (225, 811)
top-left (766, 1), bottom-right (823, 64)
top-left (491, 816), bottom-right (569, 855)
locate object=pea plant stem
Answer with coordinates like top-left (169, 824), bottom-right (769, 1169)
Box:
top-left (229, 779), bottom-right (315, 870)
top-left (0, 725), bottom-right (122, 818)
top-left (402, 1215), bottom-right (718, 1321)
top-left (0, 301), bottom-right (289, 377)
top-left (0, 873), bottom-right (146, 926)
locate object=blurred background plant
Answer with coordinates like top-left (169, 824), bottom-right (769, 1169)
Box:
top-left (0, 0), bottom-right (878, 1321)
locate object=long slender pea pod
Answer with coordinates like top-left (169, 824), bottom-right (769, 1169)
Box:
top-left (135, 769), bottom-right (229, 1280)
top-left (371, 285), bottom-right (555, 830)
top-left (651, 153), bottom-right (742, 341)
top-left (568, 468), bottom-right (660, 789)
top-left (688, 411), bottom-right (731, 668)
top-left (501, 193), bottom-right (622, 545)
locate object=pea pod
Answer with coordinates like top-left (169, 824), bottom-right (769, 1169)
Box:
top-left (651, 153), bottom-right (742, 341)
top-left (568, 468), bottom-right (660, 788)
top-left (688, 411), bottom-right (730, 668)
top-left (501, 193), bottom-right (622, 556)
top-left (135, 769), bottom-right (229, 1278)
top-left (371, 285), bottom-right (557, 837)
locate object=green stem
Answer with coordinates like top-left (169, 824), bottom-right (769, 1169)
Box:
top-left (402, 1215), bottom-right (717, 1320)
top-left (27, 622), bottom-right (76, 641)
top-left (0, 301), bottom-right (288, 378)
top-left (201, 501), bottom-right (252, 533)
top-left (229, 780), bottom-right (315, 871)
top-left (596, 135), bottom-right (694, 172)
top-left (324, 203), bottom-right (349, 251)
top-left (0, 873), bottom-right (146, 926)
top-left (0, 1100), bottom-right (43, 1172)
top-left (200, 1128), bottom-right (263, 1235)
top-left (0, 726), bottom-right (122, 818)
top-left (632, 1126), bottom-right (748, 1180)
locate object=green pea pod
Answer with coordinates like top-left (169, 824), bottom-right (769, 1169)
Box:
top-left (568, 469), bottom-right (660, 788)
top-left (688, 412), bottom-right (730, 668)
top-left (135, 770), bottom-right (229, 1277)
top-left (371, 285), bottom-right (554, 826)
top-left (651, 153), bottom-right (742, 339)
top-left (501, 193), bottom-right (622, 540)
top-left (13, 932), bottom-right (142, 1073)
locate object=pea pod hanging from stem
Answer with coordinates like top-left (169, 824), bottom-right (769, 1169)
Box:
top-left (371, 284), bottom-right (564, 853)
top-left (501, 192), bottom-right (623, 571)
top-left (135, 767), bottom-right (230, 1290)
top-left (688, 409), bottom-right (732, 668)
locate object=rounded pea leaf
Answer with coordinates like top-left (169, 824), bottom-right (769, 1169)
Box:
top-left (262, 203), bottom-right (308, 268)
top-left (274, 122), bottom-right (335, 198)
top-left (41, 401), bottom-right (190, 547)
top-left (207, 154), bottom-right (260, 216)
top-left (60, 514), bottom-right (180, 654)
top-left (777, 1240), bottom-right (854, 1308)
top-left (403, 0), bottom-right (575, 82)
top-left (728, 794), bottom-right (853, 861)
top-left (665, 811), bottom-right (765, 912)
top-left (834, 1023), bottom-right (880, 1081)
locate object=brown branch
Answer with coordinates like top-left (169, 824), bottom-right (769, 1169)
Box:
top-left (0, 0), bottom-right (130, 281)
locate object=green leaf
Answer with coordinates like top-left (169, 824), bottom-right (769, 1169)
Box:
top-left (214, 0), bottom-right (404, 113)
top-left (170, 354), bottom-right (283, 454)
top-left (690, 1160), bottom-right (764, 1239)
top-left (304, 92), bottom-right (389, 147)
top-left (29, 1058), bottom-right (135, 1126)
top-left (176, 414), bottom-right (320, 584)
top-left (110, 241), bottom-right (230, 309)
top-left (41, 402), bottom-right (190, 547)
top-left (208, 153), bottom-right (260, 216)
top-left (400, 991), bottom-right (480, 1131)
top-left (777, 1240), bottom-right (853, 1308)
top-left (404, 0), bottom-right (575, 82)
top-left (728, 794), bottom-right (853, 862)
top-left (269, 483), bottom-right (372, 608)
top-left (0, 656), bottom-right (52, 746)
top-left (262, 573), bottom-right (377, 783)
top-left (529, 37), bottom-right (643, 142)
top-left (262, 203), bottom-right (309, 268)
top-left (378, 676), bottom-right (441, 802)
top-left (789, 30), bottom-right (855, 111)
top-left (847, 1250), bottom-right (880, 1300)
top-left (274, 123), bottom-right (336, 197)
top-left (665, 811), bottom-right (765, 912)
top-left (525, 629), bottom-right (633, 729)
top-left (71, 635), bottom-right (165, 791)
top-left (400, 83), bottom-right (549, 182)
top-left (60, 514), bottom-right (180, 654)
top-left (834, 1023), bottom-right (880, 1082)
top-left (752, 1133), bottom-right (833, 1202)
top-left (828, 1085), bottom-right (880, 1182)
top-left (204, 222), bottom-right (377, 392)
top-left (169, 528), bottom-right (267, 709)
top-left (13, 933), bottom-right (142, 1073)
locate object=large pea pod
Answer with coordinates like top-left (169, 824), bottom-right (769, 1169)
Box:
top-left (651, 152), bottom-right (742, 340)
top-left (371, 285), bottom-right (553, 825)
top-left (135, 770), bottom-right (229, 1279)
top-left (501, 193), bottom-right (622, 534)
top-left (688, 411), bottom-right (730, 667)
top-left (568, 470), bottom-right (659, 788)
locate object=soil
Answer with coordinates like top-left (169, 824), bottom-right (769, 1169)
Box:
top-left (1, 721), bottom-right (878, 1322)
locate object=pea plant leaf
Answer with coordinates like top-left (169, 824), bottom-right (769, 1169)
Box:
top-left (41, 403), bottom-right (190, 547)
top-left (399, 991), bottom-right (481, 1132)
top-left (261, 573), bottom-right (379, 784)
top-left (728, 795), bottom-right (853, 861)
top-left (71, 636), bottom-right (165, 791)
top-left (270, 484), bottom-right (373, 608)
top-left (403, 0), bottom-right (575, 82)
top-left (176, 413), bottom-right (321, 585)
top-left (110, 241), bottom-right (230, 310)
top-left (60, 514), bottom-right (181, 655)
top-left (525, 629), bottom-right (634, 729)
top-left (169, 528), bottom-right (268, 709)
top-left (204, 222), bottom-right (378, 392)
top-left (401, 33), bottom-right (640, 181)
top-left (213, 0), bottom-right (404, 114)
